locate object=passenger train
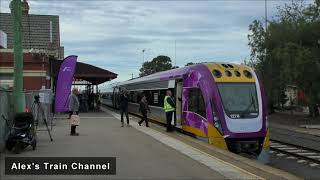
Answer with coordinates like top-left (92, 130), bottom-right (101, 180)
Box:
top-left (101, 62), bottom-right (270, 155)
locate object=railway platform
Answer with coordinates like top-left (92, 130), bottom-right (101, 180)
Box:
top-left (1, 108), bottom-right (300, 180)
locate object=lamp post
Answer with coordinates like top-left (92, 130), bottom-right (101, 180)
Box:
top-left (265, 0), bottom-right (268, 69)
top-left (10, 0), bottom-right (24, 113)
top-left (174, 40), bottom-right (176, 67)
top-left (265, 0), bottom-right (267, 31)
top-left (142, 49), bottom-right (145, 64)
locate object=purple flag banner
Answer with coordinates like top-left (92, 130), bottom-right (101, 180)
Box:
top-left (54, 55), bottom-right (78, 112)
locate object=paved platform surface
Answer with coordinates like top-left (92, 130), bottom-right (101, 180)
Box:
top-left (0, 109), bottom-right (299, 180)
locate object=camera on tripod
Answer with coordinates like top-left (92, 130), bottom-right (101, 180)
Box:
top-left (34, 95), bottom-right (40, 104)
top-left (31, 94), bottom-right (53, 141)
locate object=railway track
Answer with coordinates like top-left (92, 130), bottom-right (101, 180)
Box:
top-left (102, 105), bottom-right (320, 168)
top-left (270, 139), bottom-right (320, 168)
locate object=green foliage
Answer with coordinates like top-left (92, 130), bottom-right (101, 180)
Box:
top-left (185, 62), bottom-right (195, 66)
top-left (172, 66), bottom-right (179, 69)
top-left (139, 55), bottom-right (173, 77)
top-left (248, 0), bottom-right (320, 115)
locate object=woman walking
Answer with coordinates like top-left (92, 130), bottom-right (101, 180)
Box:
top-left (68, 88), bottom-right (80, 136)
top-left (138, 95), bottom-right (150, 127)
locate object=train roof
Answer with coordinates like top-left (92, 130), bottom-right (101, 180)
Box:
top-left (117, 62), bottom-right (249, 87)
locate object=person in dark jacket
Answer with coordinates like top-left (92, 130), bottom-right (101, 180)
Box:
top-left (138, 95), bottom-right (151, 127)
top-left (88, 92), bottom-right (94, 110)
top-left (119, 88), bottom-right (130, 127)
top-left (164, 90), bottom-right (175, 132)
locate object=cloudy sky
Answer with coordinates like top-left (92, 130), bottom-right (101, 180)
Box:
top-left (0, 0), bottom-right (312, 87)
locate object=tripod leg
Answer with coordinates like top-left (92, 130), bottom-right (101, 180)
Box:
top-left (43, 118), bottom-right (53, 141)
top-left (39, 103), bottom-right (53, 141)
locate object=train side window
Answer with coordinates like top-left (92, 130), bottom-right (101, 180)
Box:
top-left (129, 91), bottom-right (133, 102)
top-left (159, 89), bottom-right (167, 107)
top-left (188, 88), bottom-right (206, 118)
top-left (143, 90), bottom-right (152, 105)
top-left (137, 91), bottom-right (143, 103)
top-left (152, 90), bottom-right (159, 106)
top-left (132, 91), bottom-right (138, 103)
top-left (144, 90), bottom-right (153, 106)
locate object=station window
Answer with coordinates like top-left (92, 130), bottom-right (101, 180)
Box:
top-left (188, 88), bottom-right (206, 118)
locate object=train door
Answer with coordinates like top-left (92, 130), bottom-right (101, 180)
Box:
top-left (182, 87), bottom-right (208, 137)
top-left (176, 81), bottom-right (183, 128)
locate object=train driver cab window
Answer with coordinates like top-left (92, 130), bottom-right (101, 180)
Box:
top-left (188, 88), bottom-right (206, 118)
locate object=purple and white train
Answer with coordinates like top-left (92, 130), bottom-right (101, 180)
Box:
top-left (101, 62), bottom-right (270, 155)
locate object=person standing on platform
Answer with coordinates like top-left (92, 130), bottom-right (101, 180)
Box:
top-left (119, 88), bottom-right (130, 127)
top-left (164, 90), bottom-right (175, 132)
top-left (138, 95), bottom-right (151, 127)
top-left (68, 88), bottom-right (80, 136)
top-left (88, 92), bottom-right (94, 110)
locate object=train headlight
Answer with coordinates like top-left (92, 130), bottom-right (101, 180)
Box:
top-left (213, 113), bottom-right (223, 133)
top-left (214, 122), bottom-right (220, 128)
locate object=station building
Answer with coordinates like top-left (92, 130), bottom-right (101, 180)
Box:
top-left (0, 0), bottom-right (117, 91)
top-left (0, 0), bottom-right (62, 90)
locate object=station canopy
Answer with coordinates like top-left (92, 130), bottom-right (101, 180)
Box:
top-left (51, 59), bottom-right (118, 85)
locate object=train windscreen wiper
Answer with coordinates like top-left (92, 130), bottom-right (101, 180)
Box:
top-left (240, 94), bottom-right (255, 118)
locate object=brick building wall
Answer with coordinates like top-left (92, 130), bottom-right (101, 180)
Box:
top-left (0, 50), bottom-right (51, 90)
top-left (0, 1), bottom-right (63, 91)
top-left (23, 76), bottom-right (50, 90)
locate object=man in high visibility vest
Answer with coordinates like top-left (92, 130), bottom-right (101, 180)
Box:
top-left (164, 90), bottom-right (175, 132)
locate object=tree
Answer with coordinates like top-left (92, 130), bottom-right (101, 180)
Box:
top-left (185, 62), bottom-right (195, 66)
top-left (139, 55), bottom-right (173, 77)
top-left (172, 66), bottom-right (179, 69)
top-left (248, 0), bottom-right (320, 116)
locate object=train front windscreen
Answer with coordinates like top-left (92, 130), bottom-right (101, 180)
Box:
top-left (217, 83), bottom-right (259, 119)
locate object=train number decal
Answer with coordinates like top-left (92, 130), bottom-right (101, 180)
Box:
top-left (230, 114), bottom-right (240, 119)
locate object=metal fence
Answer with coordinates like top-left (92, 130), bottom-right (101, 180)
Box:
top-left (0, 89), bottom-right (14, 152)
top-left (0, 88), bottom-right (54, 152)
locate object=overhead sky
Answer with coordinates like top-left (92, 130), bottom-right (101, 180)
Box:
top-left (0, 0), bottom-right (313, 87)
